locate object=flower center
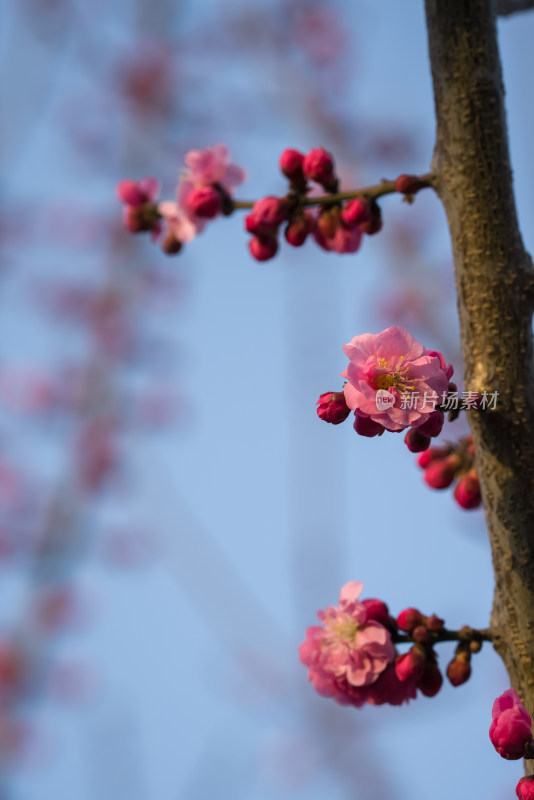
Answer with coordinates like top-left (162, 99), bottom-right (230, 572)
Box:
top-left (333, 618), bottom-right (358, 642)
top-left (370, 355), bottom-right (415, 394)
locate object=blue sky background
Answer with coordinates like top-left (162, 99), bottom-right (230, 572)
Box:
top-left (1, 2), bottom-right (534, 799)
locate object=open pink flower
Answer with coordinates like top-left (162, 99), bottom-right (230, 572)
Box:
top-left (490, 688), bottom-right (533, 759)
top-left (184, 143), bottom-right (246, 188)
top-left (299, 582), bottom-right (399, 707)
top-left (177, 143), bottom-right (246, 230)
top-left (341, 326), bottom-right (450, 432)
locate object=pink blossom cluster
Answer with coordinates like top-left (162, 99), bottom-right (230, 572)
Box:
top-left (489, 689), bottom-right (534, 798)
top-left (417, 435), bottom-right (482, 510)
top-left (246, 147), bottom-right (383, 261)
top-left (117, 144), bottom-right (246, 254)
top-left (299, 583), bottom-right (470, 709)
top-left (317, 326), bottom-right (452, 437)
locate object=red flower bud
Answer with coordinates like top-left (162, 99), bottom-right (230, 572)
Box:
top-left (341, 198), bottom-right (370, 228)
top-left (404, 429), bottom-right (431, 453)
top-left (454, 470), bottom-right (481, 509)
top-left (279, 148), bottom-right (305, 181)
top-left (302, 147), bottom-right (336, 188)
top-left (417, 446), bottom-right (451, 469)
top-left (412, 625), bottom-right (430, 643)
top-left (117, 179), bottom-right (147, 206)
top-left (446, 653), bottom-right (472, 687)
top-left (316, 392), bottom-right (350, 425)
top-left (161, 232), bottom-right (183, 255)
top-left (416, 410), bottom-right (444, 438)
top-left (417, 657), bottom-right (443, 697)
top-left (396, 608), bottom-right (424, 633)
top-left (353, 415), bottom-right (385, 438)
top-left (285, 213), bottom-right (315, 247)
top-left (425, 614), bottom-right (444, 632)
top-left (359, 201), bottom-right (382, 235)
top-left (395, 646), bottom-right (426, 682)
top-left (362, 598), bottom-right (395, 630)
top-left (395, 174), bottom-right (426, 195)
top-left (517, 776), bottom-right (534, 800)
top-left (248, 235), bottom-right (279, 262)
top-left (317, 207), bottom-right (340, 239)
top-left (423, 455), bottom-right (458, 489)
top-left (490, 689), bottom-right (533, 760)
top-left (186, 186), bottom-right (222, 219)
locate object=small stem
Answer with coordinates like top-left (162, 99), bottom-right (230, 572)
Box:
top-left (392, 627), bottom-right (493, 645)
top-left (231, 173), bottom-right (434, 211)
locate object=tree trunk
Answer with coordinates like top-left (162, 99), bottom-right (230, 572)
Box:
top-left (424, 0), bottom-right (534, 769)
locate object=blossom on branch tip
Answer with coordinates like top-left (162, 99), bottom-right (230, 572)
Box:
top-left (117, 177), bottom-right (161, 235)
top-left (341, 326), bottom-right (450, 433)
top-left (299, 582), bottom-right (417, 708)
top-left (490, 688), bottom-right (533, 760)
top-left (446, 651), bottom-right (471, 687)
top-left (417, 656), bottom-right (443, 697)
top-left (177, 143), bottom-right (246, 232)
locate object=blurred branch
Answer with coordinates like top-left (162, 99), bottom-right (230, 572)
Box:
top-left (497, 0), bottom-right (534, 16)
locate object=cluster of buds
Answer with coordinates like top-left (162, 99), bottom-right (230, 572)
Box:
top-left (395, 610), bottom-right (483, 692)
top-left (246, 147), bottom-right (383, 261)
top-left (489, 689), bottom-right (534, 798)
top-left (395, 608), bottom-right (445, 697)
top-left (117, 144), bottom-right (246, 256)
top-left (417, 435), bottom-right (481, 509)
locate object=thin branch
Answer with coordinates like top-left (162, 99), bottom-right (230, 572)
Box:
top-left (392, 628), bottom-right (493, 646)
top-left (497, 0), bottom-right (534, 16)
top-left (231, 173), bottom-right (434, 211)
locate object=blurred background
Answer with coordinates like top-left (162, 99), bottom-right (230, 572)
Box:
top-left (0, 1), bottom-right (533, 798)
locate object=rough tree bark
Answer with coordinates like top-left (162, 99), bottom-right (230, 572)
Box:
top-left (424, 0), bottom-right (534, 771)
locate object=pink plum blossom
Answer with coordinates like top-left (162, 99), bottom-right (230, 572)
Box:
top-left (341, 326), bottom-right (450, 432)
top-left (298, 582), bottom-right (415, 708)
top-left (490, 688), bottom-right (533, 759)
top-left (177, 143), bottom-right (246, 230)
top-left (184, 143), bottom-right (246, 187)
